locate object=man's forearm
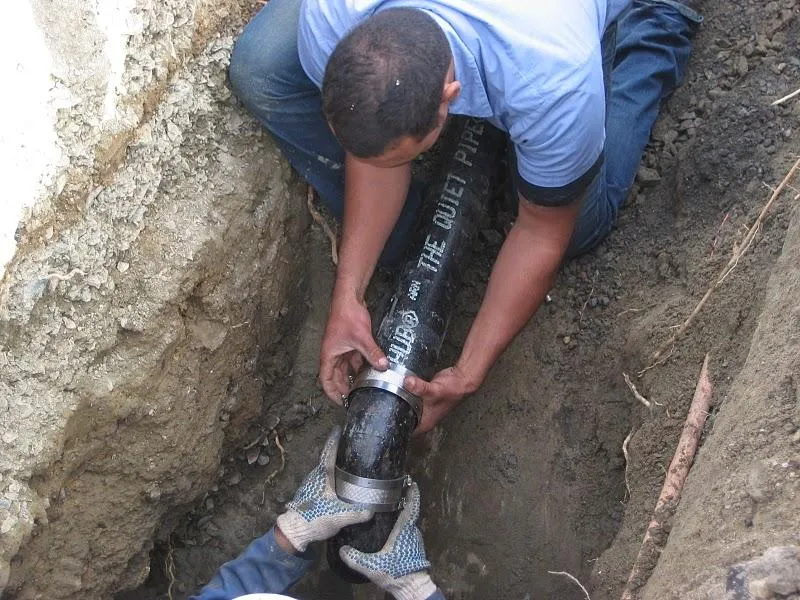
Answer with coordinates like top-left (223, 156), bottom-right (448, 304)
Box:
top-left (457, 195), bottom-right (580, 386)
top-left (335, 154), bottom-right (411, 301)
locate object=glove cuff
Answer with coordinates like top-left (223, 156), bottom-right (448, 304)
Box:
top-left (391, 572), bottom-right (438, 600)
top-left (276, 510), bottom-right (314, 553)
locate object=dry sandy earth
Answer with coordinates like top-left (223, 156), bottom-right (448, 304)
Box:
top-left (120, 0), bottom-right (800, 598)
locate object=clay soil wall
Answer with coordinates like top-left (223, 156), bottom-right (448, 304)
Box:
top-left (0, 2), bottom-right (307, 598)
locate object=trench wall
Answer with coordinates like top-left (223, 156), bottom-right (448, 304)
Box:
top-left (0, 1), bottom-right (306, 598)
top-left (642, 202), bottom-right (800, 599)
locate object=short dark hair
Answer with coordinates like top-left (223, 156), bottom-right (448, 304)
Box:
top-left (322, 8), bottom-right (451, 158)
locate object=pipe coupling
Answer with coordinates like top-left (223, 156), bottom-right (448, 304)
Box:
top-left (335, 467), bottom-right (411, 512)
top-left (349, 364), bottom-right (422, 423)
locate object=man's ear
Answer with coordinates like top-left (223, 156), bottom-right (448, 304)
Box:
top-left (442, 80), bottom-right (461, 105)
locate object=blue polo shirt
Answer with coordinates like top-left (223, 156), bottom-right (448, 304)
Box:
top-left (297, 0), bottom-right (629, 205)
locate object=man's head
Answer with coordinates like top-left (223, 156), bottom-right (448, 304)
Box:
top-left (322, 8), bottom-right (461, 167)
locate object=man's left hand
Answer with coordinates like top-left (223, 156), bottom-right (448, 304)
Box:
top-left (404, 366), bottom-right (479, 433)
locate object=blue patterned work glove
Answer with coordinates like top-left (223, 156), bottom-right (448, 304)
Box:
top-left (340, 482), bottom-right (437, 600)
top-left (276, 427), bottom-right (373, 552)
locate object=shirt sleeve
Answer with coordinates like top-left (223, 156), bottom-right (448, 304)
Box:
top-left (511, 61), bottom-right (606, 207)
top-left (190, 527), bottom-right (315, 600)
top-left (426, 589), bottom-right (448, 600)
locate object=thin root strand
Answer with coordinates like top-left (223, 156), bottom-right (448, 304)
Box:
top-left (622, 429), bottom-right (634, 501)
top-left (261, 431), bottom-right (288, 505)
top-left (624, 373), bottom-right (652, 410)
top-left (548, 570), bottom-right (592, 600)
top-left (307, 185), bottom-right (339, 265)
top-left (165, 537), bottom-right (177, 600)
top-left (771, 85), bottom-right (800, 106)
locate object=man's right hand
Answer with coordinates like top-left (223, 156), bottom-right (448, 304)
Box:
top-left (320, 288), bottom-right (388, 404)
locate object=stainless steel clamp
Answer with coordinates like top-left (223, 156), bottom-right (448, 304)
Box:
top-left (334, 467), bottom-right (412, 512)
top-left (349, 363), bottom-right (423, 423)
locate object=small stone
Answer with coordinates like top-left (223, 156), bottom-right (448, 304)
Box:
top-left (772, 62), bottom-right (787, 75)
top-left (84, 231), bottom-right (104, 246)
top-left (116, 261), bottom-right (130, 273)
top-left (205, 497), bottom-right (215, 511)
top-left (257, 453), bottom-right (271, 466)
top-left (1, 516), bottom-right (16, 535)
top-left (735, 55), bottom-right (749, 77)
top-left (246, 446), bottom-right (261, 465)
top-left (663, 130), bottom-right (679, 145)
top-left (188, 318), bottom-right (228, 352)
top-left (166, 121), bottom-right (183, 143)
top-left (636, 166), bottom-right (661, 187)
top-left (130, 206), bottom-right (147, 225)
top-left (62, 317), bottom-right (77, 330)
top-left (563, 336), bottom-right (571, 345)
top-left (86, 273), bottom-right (107, 288)
top-left (226, 471), bottom-right (242, 487)
top-left (205, 520), bottom-right (222, 536)
top-left (747, 462), bottom-right (771, 503)
top-left (767, 38), bottom-right (785, 52)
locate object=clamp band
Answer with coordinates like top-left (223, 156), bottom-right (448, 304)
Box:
top-left (350, 364), bottom-right (422, 422)
top-left (335, 467), bottom-right (410, 512)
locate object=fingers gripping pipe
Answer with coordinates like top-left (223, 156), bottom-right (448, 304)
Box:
top-left (327, 117), bottom-right (505, 581)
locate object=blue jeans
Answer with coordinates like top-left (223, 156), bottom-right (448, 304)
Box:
top-left (229, 0), bottom-right (703, 263)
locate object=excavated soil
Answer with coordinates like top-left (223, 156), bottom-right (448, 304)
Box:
top-left (123, 0), bottom-right (799, 598)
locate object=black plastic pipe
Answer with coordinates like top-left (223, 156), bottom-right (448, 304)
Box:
top-left (327, 117), bottom-right (505, 581)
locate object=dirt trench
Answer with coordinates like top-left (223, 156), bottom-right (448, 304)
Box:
top-left (124, 0), bottom-right (800, 598)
